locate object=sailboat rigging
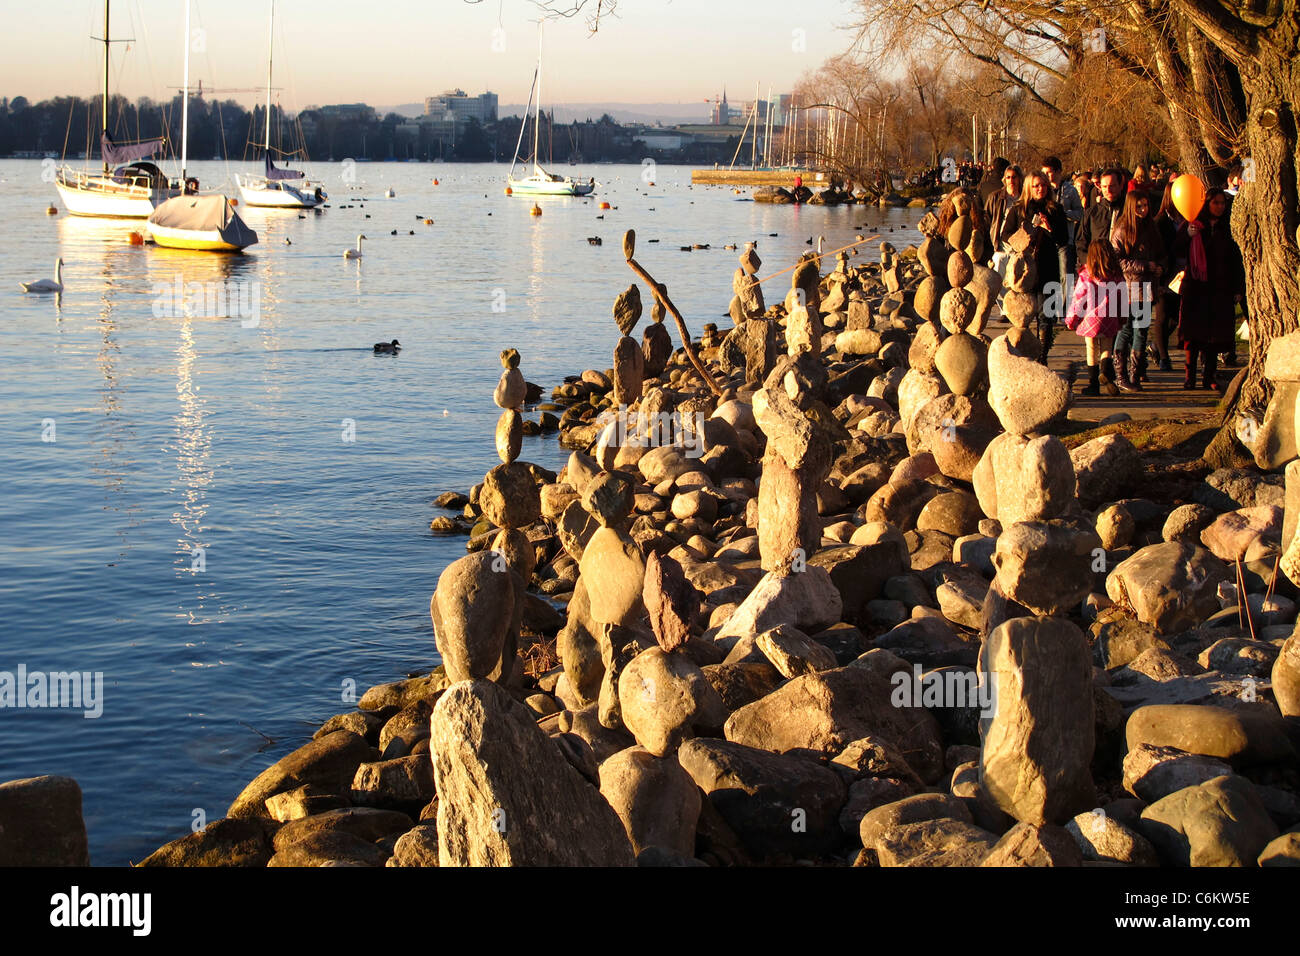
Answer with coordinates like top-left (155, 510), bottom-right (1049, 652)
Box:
top-left (507, 28), bottom-right (594, 197)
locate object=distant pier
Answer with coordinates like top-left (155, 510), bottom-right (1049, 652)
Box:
top-left (690, 167), bottom-right (824, 187)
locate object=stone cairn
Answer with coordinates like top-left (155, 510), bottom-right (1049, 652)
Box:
top-left (121, 214), bottom-right (1300, 869)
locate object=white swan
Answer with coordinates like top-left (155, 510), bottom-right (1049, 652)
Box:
top-left (344, 235), bottom-right (366, 259)
top-left (21, 258), bottom-right (64, 293)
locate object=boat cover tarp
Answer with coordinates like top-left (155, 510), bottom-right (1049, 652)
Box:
top-left (148, 195), bottom-right (258, 247)
top-left (101, 131), bottom-right (163, 166)
top-left (265, 153), bottom-right (304, 181)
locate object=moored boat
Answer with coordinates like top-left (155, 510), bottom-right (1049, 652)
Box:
top-left (146, 195), bottom-right (259, 252)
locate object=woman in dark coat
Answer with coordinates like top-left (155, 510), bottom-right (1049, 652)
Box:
top-left (1175, 188), bottom-right (1245, 390)
top-left (998, 169), bottom-right (1070, 364)
top-left (1150, 180), bottom-right (1184, 372)
top-left (1110, 186), bottom-right (1166, 390)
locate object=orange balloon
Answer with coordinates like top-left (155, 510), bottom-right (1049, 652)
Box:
top-left (1171, 174), bottom-right (1205, 222)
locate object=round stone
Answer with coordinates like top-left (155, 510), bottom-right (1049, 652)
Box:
top-left (494, 367), bottom-right (526, 410)
top-left (1002, 290), bottom-right (1038, 329)
top-left (947, 214), bottom-right (973, 251)
top-left (480, 462), bottom-right (541, 530)
top-left (583, 470), bottom-right (636, 527)
top-left (934, 331), bottom-right (988, 396)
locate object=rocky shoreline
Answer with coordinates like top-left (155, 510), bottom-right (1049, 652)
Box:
top-left (5, 214), bottom-right (1298, 868)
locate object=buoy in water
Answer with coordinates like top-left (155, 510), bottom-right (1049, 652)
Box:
top-left (505, 186), bottom-right (512, 195)
top-left (128, 231), bottom-right (145, 246)
top-left (530, 203), bottom-right (542, 217)
top-left (46, 205), bottom-right (58, 216)
top-left (424, 218), bottom-right (433, 225)
top-left (433, 179), bottom-right (440, 186)
top-left (599, 201), bottom-right (611, 209)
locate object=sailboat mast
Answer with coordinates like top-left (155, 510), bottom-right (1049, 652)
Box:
top-left (181, 0), bottom-right (190, 181)
top-left (102, 0), bottom-right (110, 172)
top-left (265, 0), bottom-right (274, 154)
top-left (533, 28), bottom-right (542, 175)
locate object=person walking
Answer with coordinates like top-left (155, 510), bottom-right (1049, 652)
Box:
top-left (1065, 238), bottom-right (1125, 396)
top-left (1075, 167), bottom-right (1127, 268)
top-left (1043, 155), bottom-right (1079, 278)
top-left (1175, 188), bottom-right (1246, 391)
top-left (1150, 180), bottom-right (1184, 372)
top-left (1110, 186), bottom-right (1166, 391)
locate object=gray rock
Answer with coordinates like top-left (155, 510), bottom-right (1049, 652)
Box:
top-left (993, 521), bottom-right (1102, 616)
top-left (429, 680), bottom-right (635, 866)
top-left (1105, 542), bottom-right (1231, 634)
top-left (711, 565), bottom-right (843, 647)
top-left (980, 617), bottom-right (1096, 825)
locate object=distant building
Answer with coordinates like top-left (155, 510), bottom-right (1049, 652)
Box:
top-left (710, 88), bottom-right (736, 126)
top-left (318, 103), bottom-right (376, 123)
top-left (424, 89), bottom-right (498, 124)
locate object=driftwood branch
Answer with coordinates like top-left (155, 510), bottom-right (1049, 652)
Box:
top-left (623, 246), bottom-right (724, 397)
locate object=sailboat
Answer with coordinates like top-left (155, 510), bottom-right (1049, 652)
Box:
top-left (235, 0), bottom-right (326, 208)
top-left (146, 0), bottom-right (257, 252)
top-left (507, 32), bottom-right (594, 197)
top-left (54, 0), bottom-right (181, 217)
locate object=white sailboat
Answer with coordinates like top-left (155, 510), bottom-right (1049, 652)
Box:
top-left (507, 31), bottom-right (594, 198)
top-left (54, 0), bottom-right (181, 218)
top-left (147, 0), bottom-right (257, 252)
top-left (235, 0), bottom-right (326, 208)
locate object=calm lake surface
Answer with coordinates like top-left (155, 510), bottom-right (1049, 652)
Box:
top-left (0, 159), bottom-right (924, 864)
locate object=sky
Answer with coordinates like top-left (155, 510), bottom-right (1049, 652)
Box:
top-left (1, 0), bottom-right (859, 110)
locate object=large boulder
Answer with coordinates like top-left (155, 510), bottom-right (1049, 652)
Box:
top-left (979, 617), bottom-right (1096, 825)
top-left (617, 647), bottom-right (727, 756)
top-left (598, 746), bottom-right (701, 858)
top-left (711, 565), bottom-right (843, 647)
top-left (1137, 775), bottom-right (1279, 866)
top-left (1124, 704), bottom-right (1296, 767)
top-left (1105, 543), bottom-right (1232, 634)
top-left (138, 817), bottom-right (276, 867)
top-left (992, 521), bottom-right (1102, 616)
top-left (723, 665), bottom-right (944, 782)
top-left (429, 680), bottom-right (635, 866)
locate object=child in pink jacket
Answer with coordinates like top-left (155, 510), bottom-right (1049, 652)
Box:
top-left (1065, 238), bottom-right (1125, 396)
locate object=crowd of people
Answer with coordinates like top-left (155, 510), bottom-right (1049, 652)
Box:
top-left (950, 155), bottom-right (1248, 397)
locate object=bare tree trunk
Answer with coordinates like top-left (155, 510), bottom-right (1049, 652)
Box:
top-left (1202, 13), bottom-right (1300, 466)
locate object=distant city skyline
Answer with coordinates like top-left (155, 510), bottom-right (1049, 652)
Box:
top-left (0, 0), bottom-right (854, 110)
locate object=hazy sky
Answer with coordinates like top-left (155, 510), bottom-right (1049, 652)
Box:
top-left (2, 0), bottom-right (858, 109)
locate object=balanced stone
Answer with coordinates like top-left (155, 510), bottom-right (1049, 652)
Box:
top-left (934, 332), bottom-right (987, 395)
top-left (986, 335), bottom-right (1070, 435)
top-left (644, 550), bottom-right (696, 652)
top-left (617, 646), bottom-right (727, 756)
top-left (1001, 290), bottom-right (1037, 329)
top-left (642, 322), bottom-right (673, 378)
top-left (992, 521), bottom-right (1103, 616)
top-left (947, 250), bottom-right (974, 288)
top-left (580, 526), bottom-right (648, 626)
top-left (495, 409), bottom-right (522, 464)
top-left (598, 746), bottom-right (701, 858)
top-left (431, 551), bottom-right (521, 684)
top-left (480, 462), bottom-right (541, 530)
top-left (494, 367), bottom-right (526, 410)
top-left (614, 284), bottom-right (643, 336)
top-left (582, 470), bottom-right (636, 528)
top-left (939, 287), bottom-right (977, 334)
top-left (972, 432), bottom-right (1075, 525)
top-left (613, 335), bottom-right (644, 407)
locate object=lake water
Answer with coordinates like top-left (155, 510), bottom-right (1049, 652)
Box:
top-left (0, 159), bottom-right (924, 864)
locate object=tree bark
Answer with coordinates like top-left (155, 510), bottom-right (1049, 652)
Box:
top-left (1200, 5), bottom-right (1300, 467)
